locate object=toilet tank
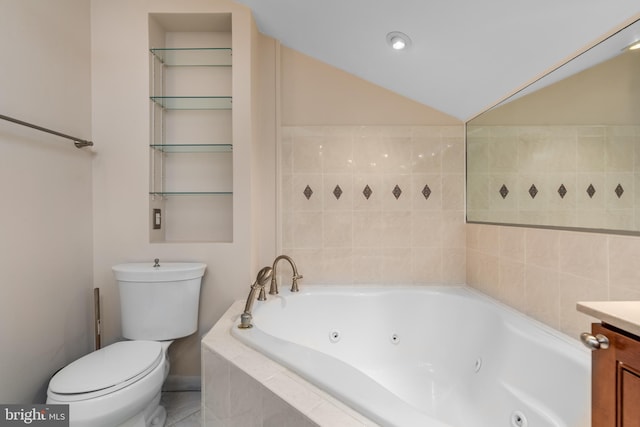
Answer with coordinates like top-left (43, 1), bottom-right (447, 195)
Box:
top-left (112, 262), bottom-right (206, 340)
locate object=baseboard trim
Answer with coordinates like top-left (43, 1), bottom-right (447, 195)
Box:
top-left (162, 375), bottom-right (201, 391)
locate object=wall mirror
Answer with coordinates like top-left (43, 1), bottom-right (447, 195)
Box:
top-left (466, 18), bottom-right (640, 234)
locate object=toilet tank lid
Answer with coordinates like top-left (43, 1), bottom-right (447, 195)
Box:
top-left (49, 341), bottom-right (163, 395)
top-left (112, 262), bottom-right (206, 282)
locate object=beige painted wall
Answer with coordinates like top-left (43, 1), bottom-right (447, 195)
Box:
top-left (0, 0), bottom-right (93, 403)
top-left (90, 0), bottom-right (275, 382)
top-left (280, 47), bottom-right (461, 126)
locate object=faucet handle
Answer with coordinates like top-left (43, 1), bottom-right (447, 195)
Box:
top-left (291, 274), bottom-right (303, 292)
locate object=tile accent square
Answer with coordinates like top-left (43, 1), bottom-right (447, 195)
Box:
top-left (499, 184), bottom-right (509, 199)
top-left (422, 184), bottom-right (432, 200)
top-left (392, 185), bottom-right (402, 200)
top-left (303, 185), bottom-right (313, 200)
top-left (362, 184), bottom-right (372, 200)
top-left (558, 184), bottom-right (567, 199)
top-left (333, 185), bottom-right (343, 200)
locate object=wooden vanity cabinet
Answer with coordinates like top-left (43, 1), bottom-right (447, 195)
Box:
top-left (591, 322), bottom-right (640, 427)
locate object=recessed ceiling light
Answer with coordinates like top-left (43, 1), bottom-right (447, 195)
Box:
top-left (386, 31), bottom-right (411, 51)
top-left (623, 40), bottom-right (640, 51)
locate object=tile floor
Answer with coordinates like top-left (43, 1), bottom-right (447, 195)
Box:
top-left (162, 391), bottom-right (201, 426)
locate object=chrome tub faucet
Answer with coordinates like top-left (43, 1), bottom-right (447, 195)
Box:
top-left (238, 266), bottom-right (273, 329)
top-left (269, 255), bottom-right (303, 295)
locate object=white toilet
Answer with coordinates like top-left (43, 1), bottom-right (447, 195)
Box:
top-left (46, 261), bottom-right (206, 427)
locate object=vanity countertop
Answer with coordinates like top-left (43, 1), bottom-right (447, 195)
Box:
top-left (577, 301), bottom-right (640, 337)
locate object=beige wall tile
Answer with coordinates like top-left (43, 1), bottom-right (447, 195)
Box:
top-left (381, 247), bottom-right (414, 284)
top-left (442, 214), bottom-right (466, 249)
top-left (381, 174), bottom-right (412, 211)
top-left (322, 135), bottom-right (354, 174)
top-left (442, 136), bottom-right (465, 174)
top-left (411, 211), bottom-right (443, 248)
top-left (525, 228), bottom-right (559, 269)
top-left (411, 137), bottom-right (442, 173)
top-left (281, 125), bottom-right (465, 285)
top-left (441, 247), bottom-right (466, 285)
top-left (322, 212), bottom-right (353, 248)
top-left (467, 220), bottom-right (640, 341)
top-left (293, 136), bottom-right (323, 173)
top-left (292, 174), bottom-right (323, 211)
top-left (609, 235), bottom-right (640, 289)
top-left (412, 174), bottom-right (442, 210)
top-left (291, 212), bottom-right (323, 248)
top-left (524, 265), bottom-right (560, 329)
top-left (442, 174), bottom-right (465, 211)
top-left (323, 174), bottom-right (353, 211)
top-left (498, 259), bottom-right (526, 313)
top-left (352, 247), bottom-right (384, 284)
top-left (353, 174), bottom-right (382, 211)
top-left (381, 211), bottom-right (412, 247)
top-left (499, 226), bottom-right (525, 262)
top-left (352, 211), bottom-right (383, 248)
top-left (558, 272), bottom-right (607, 339)
top-left (322, 248), bottom-right (354, 284)
top-left (558, 231), bottom-right (607, 282)
top-left (412, 247), bottom-right (443, 284)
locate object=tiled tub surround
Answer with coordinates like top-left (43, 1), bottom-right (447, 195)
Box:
top-left (467, 222), bottom-right (640, 341)
top-left (467, 125), bottom-right (640, 230)
top-left (280, 126), bottom-right (466, 285)
top-left (202, 301), bottom-right (379, 426)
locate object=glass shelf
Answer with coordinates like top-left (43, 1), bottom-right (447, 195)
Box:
top-left (150, 144), bottom-right (232, 153)
top-left (150, 96), bottom-right (232, 110)
top-left (150, 191), bottom-right (233, 196)
top-left (150, 48), bottom-right (232, 66)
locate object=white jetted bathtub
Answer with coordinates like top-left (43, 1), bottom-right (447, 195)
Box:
top-left (226, 286), bottom-right (590, 427)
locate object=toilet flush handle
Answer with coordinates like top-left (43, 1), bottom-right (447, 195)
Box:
top-left (154, 258), bottom-right (160, 268)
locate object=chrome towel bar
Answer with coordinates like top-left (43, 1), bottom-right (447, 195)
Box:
top-left (0, 113), bottom-right (93, 148)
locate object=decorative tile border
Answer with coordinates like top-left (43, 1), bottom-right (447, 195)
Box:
top-left (300, 183), bottom-right (436, 202)
top-left (496, 182), bottom-right (625, 200)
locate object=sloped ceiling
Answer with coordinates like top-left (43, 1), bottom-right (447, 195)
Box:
top-left (234, 0), bottom-right (639, 121)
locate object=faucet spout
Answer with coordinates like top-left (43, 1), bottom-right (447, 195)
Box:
top-left (269, 255), bottom-right (303, 295)
top-left (238, 266), bottom-right (273, 329)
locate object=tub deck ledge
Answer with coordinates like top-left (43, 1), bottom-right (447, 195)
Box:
top-left (201, 300), bottom-right (381, 427)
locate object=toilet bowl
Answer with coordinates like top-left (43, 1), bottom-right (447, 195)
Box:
top-left (46, 262), bottom-right (206, 427)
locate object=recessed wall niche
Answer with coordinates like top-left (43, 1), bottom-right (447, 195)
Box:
top-left (149, 13), bottom-right (233, 243)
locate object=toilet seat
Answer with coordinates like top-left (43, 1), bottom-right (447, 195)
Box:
top-left (48, 341), bottom-right (163, 402)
